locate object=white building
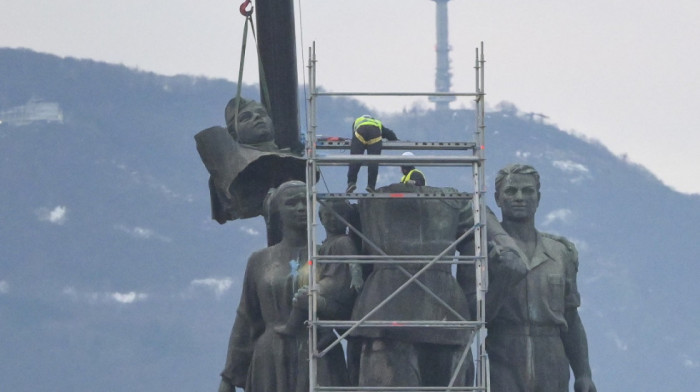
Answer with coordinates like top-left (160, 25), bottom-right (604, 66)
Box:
top-left (0, 98), bottom-right (63, 126)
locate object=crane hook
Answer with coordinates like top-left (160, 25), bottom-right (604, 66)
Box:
top-left (239, 0), bottom-right (253, 17)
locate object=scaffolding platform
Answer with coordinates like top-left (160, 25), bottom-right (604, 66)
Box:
top-left (304, 42), bottom-right (490, 392)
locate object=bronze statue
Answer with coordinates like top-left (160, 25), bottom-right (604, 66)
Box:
top-left (347, 182), bottom-right (524, 387)
top-left (274, 199), bottom-right (359, 337)
top-left (316, 200), bottom-right (364, 386)
top-left (486, 164), bottom-right (596, 392)
top-left (195, 98), bottom-right (306, 225)
top-left (217, 181), bottom-right (348, 392)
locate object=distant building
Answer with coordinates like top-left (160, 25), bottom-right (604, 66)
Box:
top-left (0, 98), bottom-right (63, 126)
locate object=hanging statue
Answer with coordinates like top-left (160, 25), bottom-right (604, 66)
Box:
top-left (195, 98), bottom-right (307, 227)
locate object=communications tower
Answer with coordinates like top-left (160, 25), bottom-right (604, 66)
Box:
top-left (429, 0), bottom-right (456, 111)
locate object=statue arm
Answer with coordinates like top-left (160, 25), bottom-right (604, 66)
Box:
top-left (349, 262), bottom-right (364, 293)
top-left (456, 203), bottom-right (527, 321)
top-left (329, 235), bottom-right (364, 292)
top-left (562, 308), bottom-right (596, 392)
top-left (455, 238), bottom-right (477, 320)
top-left (455, 202), bottom-right (513, 254)
top-left (315, 237), bottom-right (358, 319)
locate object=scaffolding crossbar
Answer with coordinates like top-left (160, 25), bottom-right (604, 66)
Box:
top-left (316, 140), bottom-right (477, 151)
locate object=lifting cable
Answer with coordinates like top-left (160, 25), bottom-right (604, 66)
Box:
top-left (233, 0), bottom-right (272, 135)
top-left (235, 1), bottom-right (331, 194)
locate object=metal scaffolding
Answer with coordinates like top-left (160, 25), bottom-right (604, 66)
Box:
top-left (304, 42), bottom-right (489, 392)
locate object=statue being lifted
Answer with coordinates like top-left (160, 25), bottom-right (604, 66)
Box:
top-left (195, 98), bottom-right (307, 225)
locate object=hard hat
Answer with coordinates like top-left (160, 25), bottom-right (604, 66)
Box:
top-left (361, 114), bottom-right (373, 119)
top-left (402, 151), bottom-right (414, 156)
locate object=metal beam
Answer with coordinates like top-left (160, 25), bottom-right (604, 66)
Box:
top-left (255, 0), bottom-right (302, 154)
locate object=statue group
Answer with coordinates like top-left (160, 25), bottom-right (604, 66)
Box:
top-left (196, 99), bottom-right (596, 392)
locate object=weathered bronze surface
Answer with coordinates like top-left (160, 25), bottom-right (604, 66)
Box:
top-left (218, 182), bottom-right (348, 392)
top-left (348, 183), bottom-right (473, 386)
top-left (486, 164), bottom-right (597, 392)
top-left (209, 152), bottom-right (594, 392)
top-left (195, 99), bottom-right (306, 224)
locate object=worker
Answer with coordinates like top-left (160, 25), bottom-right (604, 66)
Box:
top-left (399, 152), bottom-right (426, 186)
top-left (346, 115), bottom-right (398, 193)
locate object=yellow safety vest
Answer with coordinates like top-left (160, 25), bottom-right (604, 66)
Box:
top-left (353, 117), bottom-right (384, 145)
top-left (401, 169), bottom-right (425, 184)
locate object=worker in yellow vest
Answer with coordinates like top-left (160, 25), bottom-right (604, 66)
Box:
top-left (399, 151), bottom-right (426, 186)
top-left (346, 115), bottom-right (398, 193)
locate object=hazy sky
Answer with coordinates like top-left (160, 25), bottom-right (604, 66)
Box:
top-left (2, 0), bottom-right (699, 194)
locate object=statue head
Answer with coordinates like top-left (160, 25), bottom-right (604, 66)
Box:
top-left (225, 97), bottom-right (275, 145)
top-left (494, 164), bottom-right (541, 221)
top-left (495, 164), bottom-right (541, 193)
top-left (263, 180), bottom-right (306, 245)
top-left (319, 200), bottom-right (352, 236)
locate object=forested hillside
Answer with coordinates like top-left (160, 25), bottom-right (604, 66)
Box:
top-left (1, 48), bottom-right (698, 391)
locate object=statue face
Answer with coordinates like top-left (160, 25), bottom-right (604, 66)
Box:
top-left (277, 186), bottom-right (307, 230)
top-left (495, 173), bottom-right (541, 221)
top-left (236, 103), bottom-right (274, 144)
top-left (320, 206), bottom-right (347, 235)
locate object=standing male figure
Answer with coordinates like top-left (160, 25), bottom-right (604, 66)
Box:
top-left (346, 115), bottom-right (398, 193)
top-left (488, 164), bottom-right (596, 392)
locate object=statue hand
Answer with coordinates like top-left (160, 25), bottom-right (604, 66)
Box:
top-left (487, 240), bottom-right (504, 259)
top-left (350, 268), bottom-right (364, 293)
top-left (574, 376), bottom-right (596, 392)
top-left (218, 379), bottom-right (234, 392)
top-left (292, 285), bottom-right (310, 310)
top-left (488, 241), bottom-right (527, 274)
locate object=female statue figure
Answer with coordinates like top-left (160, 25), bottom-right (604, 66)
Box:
top-left (218, 181), bottom-right (348, 392)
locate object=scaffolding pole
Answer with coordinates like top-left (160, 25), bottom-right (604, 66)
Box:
top-left (305, 41), bottom-right (489, 392)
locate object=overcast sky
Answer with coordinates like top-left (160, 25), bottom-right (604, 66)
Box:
top-left (2, 0), bottom-right (699, 194)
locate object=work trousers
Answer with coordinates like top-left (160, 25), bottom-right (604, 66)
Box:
top-left (357, 338), bottom-right (473, 387)
top-left (347, 126), bottom-right (383, 189)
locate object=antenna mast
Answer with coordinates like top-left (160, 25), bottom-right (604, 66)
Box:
top-left (429, 0), bottom-right (456, 111)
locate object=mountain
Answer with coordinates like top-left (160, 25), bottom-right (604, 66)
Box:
top-left (1, 48), bottom-right (698, 391)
